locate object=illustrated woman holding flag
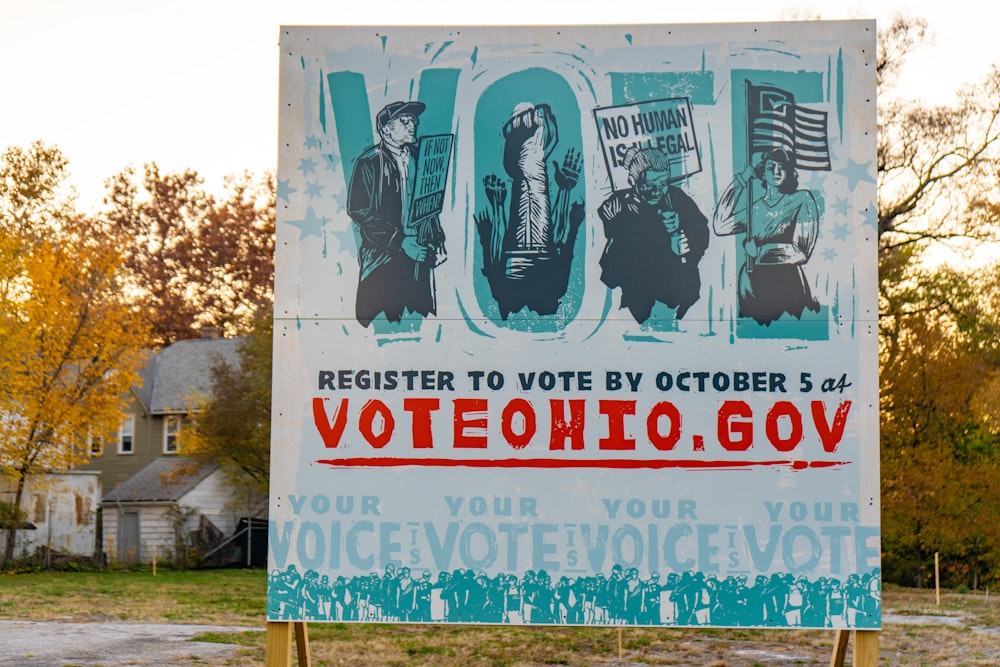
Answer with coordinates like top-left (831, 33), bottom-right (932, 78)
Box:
top-left (713, 147), bottom-right (821, 326)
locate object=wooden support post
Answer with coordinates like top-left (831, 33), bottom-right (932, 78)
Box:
top-left (854, 630), bottom-right (879, 666)
top-left (265, 621), bottom-right (312, 667)
top-left (294, 622), bottom-right (312, 666)
top-left (829, 630), bottom-right (849, 667)
top-left (829, 629), bottom-right (878, 667)
top-left (617, 627), bottom-right (623, 659)
top-left (265, 622), bottom-right (292, 667)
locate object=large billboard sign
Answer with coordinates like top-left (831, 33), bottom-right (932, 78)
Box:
top-left (270, 22), bottom-right (879, 629)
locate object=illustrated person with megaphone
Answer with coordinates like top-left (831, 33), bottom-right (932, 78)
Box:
top-left (597, 147), bottom-right (709, 324)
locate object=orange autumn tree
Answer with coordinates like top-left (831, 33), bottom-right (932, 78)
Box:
top-left (101, 164), bottom-right (275, 346)
top-left (0, 142), bottom-right (149, 562)
top-left (875, 15), bottom-right (1000, 586)
top-left (880, 263), bottom-right (1000, 587)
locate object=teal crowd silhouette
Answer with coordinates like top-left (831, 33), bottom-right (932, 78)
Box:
top-left (268, 564), bottom-right (880, 628)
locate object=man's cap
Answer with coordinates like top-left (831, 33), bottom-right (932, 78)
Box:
top-left (377, 101), bottom-right (425, 132)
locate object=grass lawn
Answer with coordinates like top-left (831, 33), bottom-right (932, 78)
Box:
top-left (2, 569), bottom-right (1000, 666)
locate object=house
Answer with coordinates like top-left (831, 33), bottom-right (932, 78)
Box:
top-left (79, 336), bottom-right (266, 565)
top-left (80, 336), bottom-right (242, 494)
top-left (101, 456), bottom-right (259, 565)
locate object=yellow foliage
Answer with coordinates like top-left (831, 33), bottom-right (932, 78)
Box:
top-left (0, 215), bottom-right (150, 500)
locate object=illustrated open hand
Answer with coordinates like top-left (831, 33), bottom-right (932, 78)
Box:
top-left (552, 148), bottom-right (581, 191)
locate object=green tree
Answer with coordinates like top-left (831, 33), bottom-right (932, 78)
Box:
top-left (185, 314), bottom-right (272, 499)
top-left (0, 142), bottom-right (149, 562)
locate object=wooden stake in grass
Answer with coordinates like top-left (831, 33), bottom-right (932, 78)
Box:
top-left (935, 552), bottom-right (940, 607)
top-left (617, 627), bottom-right (623, 660)
top-left (152, 543), bottom-right (157, 577)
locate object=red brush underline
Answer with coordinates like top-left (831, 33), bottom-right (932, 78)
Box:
top-left (315, 458), bottom-right (851, 470)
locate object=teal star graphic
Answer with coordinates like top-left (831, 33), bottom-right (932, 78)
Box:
top-left (285, 207), bottom-right (327, 239)
top-left (330, 223), bottom-right (357, 252)
top-left (836, 158), bottom-right (875, 191)
top-left (305, 135), bottom-right (322, 149)
top-left (323, 152), bottom-right (341, 171)
top-left (305, 181), bottom-right (325, 199)
top-left (831, 197), bottom-right (851, 217)
top-left (331, 184), bottom-right (347, 211)
top-left (831, 222), bottom-right (850, 242)
top-left (822, 247), bottom-right (838, 262)
top-left (861, 206), bottom-right (878, 230)
top-left (277, 179), bottom-right (298, 202)
top-left (299, 156), bottom-right (318, 175)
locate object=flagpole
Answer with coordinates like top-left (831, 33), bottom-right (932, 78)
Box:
top-left (745, 176), bottom-right (754, 275)
top-left (745, 81), bottom-right (755, 276)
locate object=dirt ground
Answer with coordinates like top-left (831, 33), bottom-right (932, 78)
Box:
top-left (0, 620), bottom-right (254, 667)
top-left (3, 599), bottom-right (1000, 666)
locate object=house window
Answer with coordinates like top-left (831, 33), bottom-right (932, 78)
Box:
top-left (163, 415), bottom-right (180, 454)
top-left (90, 435), bottom-right (104, 457)
top-left (118, 415), bottom-right (135, 454)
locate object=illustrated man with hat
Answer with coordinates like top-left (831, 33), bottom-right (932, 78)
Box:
top-left (347, 100), bottom-right (446, 326)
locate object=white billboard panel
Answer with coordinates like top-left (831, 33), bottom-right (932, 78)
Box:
top-left (270, 21), bottom-right (879, 629)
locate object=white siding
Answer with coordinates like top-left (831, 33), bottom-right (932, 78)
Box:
top-left (101, 503), bottom-right (175, 564)
top-left (101, 509), bottom-right (117, 558)
top-left (99, 470), bottom-right (265, 564)
top-left (0, 472), bottom-right (99, 558)
top-left (183, 469), bottom-right (241, 536)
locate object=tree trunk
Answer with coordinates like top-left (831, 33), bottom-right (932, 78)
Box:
top-left (915, 552), bottom-right (926, 589)
top-left (2, 471), bottom-right (28, 563)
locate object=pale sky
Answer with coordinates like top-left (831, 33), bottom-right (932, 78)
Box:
top-left (0, 0), bottom-right (992, 211)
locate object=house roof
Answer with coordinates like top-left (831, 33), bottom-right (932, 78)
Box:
top-left (102, 457), bottom-right (219, 503)
top-left (135, 337), bottom-right (242, 415)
